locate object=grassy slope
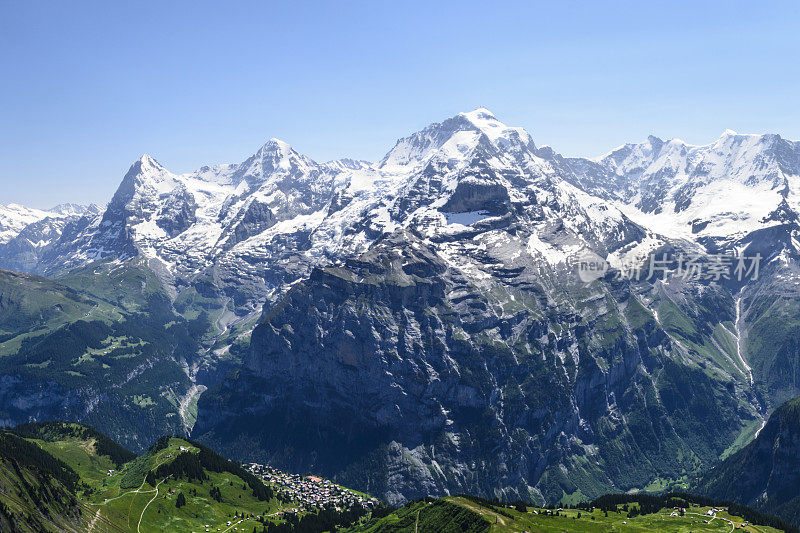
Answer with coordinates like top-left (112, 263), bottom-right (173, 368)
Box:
top-left (0, 262), bottom-right (205, 451)
top-left (0, 430), bottom-right (127, 532)
top-left (345, 499), bottom-right (490, 532)
top-left (64, 436), bottom-right (290, 532)
top-left (0, 427), bottom-right (334, 533)
top-left (0, 457), bottom-right (90, 533)
top-left (2, 258), bottom-right (255, 451)
top-left (1, 423), bottom-right (791, 533)
top-left (0, 268), bottom-right (111, 356)
top-left (348, 496), bottom-right (787, 533)
top-left (453, 498), bottom-right (786, 533)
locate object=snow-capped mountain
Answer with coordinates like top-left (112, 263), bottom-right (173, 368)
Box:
top-left (11, 109), bottom-right (798, 298)
top-left (191, 111), bottom-right (796, 504)
top-left (2, 109), bottom-right (800, 506)
top-left (4, 108), bottom-right (798, 363)
top-left (4, 110), bottom-right (647, 321)
top-left (48, 203), bottom-right (102, 217)
top-left (0, 203), bottom-right (102, 272)
top-left (0, 204), bottom-right (55, 244)
top-left (541, 131), bottom-right (800, 250)
top-left (609, 132), bottom-right (800, 244)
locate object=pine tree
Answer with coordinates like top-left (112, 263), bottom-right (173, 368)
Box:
top-left (176, 492), bottom-right (186, 508)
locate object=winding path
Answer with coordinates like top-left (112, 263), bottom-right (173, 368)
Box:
top-left (84, 454), bottom-right (173, 532)
top-left (137, 476), bottom-right (167, 533)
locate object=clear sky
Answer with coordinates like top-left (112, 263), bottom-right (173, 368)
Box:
top-left (1, 1), bottom-right (799, 208)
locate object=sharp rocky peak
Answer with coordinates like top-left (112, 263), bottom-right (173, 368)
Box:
top-left (256, 138), bottom-right (294, 156)
top-left (459, 108), bottom-right (532, 140)
top-left (233, 138), bottom-right (318, 186)
top-left (378, 108), bottom-right (535, 170)
top-left (107, 154), bottom-right (176, 209)
top-left (135, 154), bottom-right (166, 172)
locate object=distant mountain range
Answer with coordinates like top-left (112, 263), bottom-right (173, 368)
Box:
top-left (0, 203), bottom-right (101, 273)
top-left (0, 109), bottom-right (799, 515)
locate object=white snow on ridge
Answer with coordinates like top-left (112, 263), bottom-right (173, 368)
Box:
top-left (526, 231), bottom-right (572, 265)
top-left (460, 108), bottom-right (534, 150)
top-left (110, 108), bottom-right (785, 280)
top-left (48, 203), bottom-right (102, 217)
top-left (443, 211), bottom-right (493, 227)
top-left (0, 203), bottom-right (57, 243)
top-left (5, 107), bottom-right (800, 313)
top-left (593, 129), bottom-right (800, 243)
top-left (615, 180), bottom-right (784, 241)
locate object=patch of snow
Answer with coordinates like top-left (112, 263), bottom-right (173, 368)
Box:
top-left (442, 210), bottom-right (492, 226)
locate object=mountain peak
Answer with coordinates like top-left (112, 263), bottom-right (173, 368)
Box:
top-left (459, 107), bottom-right (497, 122)
top-left (127, 154), bottom-right (169, 179)
top-left (249, 138), bottom-right (302, 163)
top-left (712, 129), bottom-right (778, 145)
top-left (137, 154), bottom-right (162, 167)
top-left (106, 154), bottom-right (175, 209)
top-left (379, 108), bottom-right (534, 170)
top-left (232, 137), bottom-right (316, 186)
top-left (0, 203), bottom-right (55, 244)
top-left (459, 107), bottom-right (534, 150)
top-left (259, 138), bottom-right (293, 153)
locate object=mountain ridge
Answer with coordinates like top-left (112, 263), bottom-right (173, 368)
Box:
top-left (0, 108), bottom-right (799, 509)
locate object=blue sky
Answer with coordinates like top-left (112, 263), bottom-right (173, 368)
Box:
top-left (1, 1), bottom-right (798, 208)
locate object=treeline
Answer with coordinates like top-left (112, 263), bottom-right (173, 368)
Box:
top-left (0, 433), bottom-right (79, 491)
top-left (260, 504), bottom-right (369, 533)
top-left (16, 320), bottom-right (111, 366)
top-left (582, 493), bottom-right (798, 533)
top-left (154, 451), bottom-right (207, 482)
top-left (148, 435), bottom-right (172, 454)
top-left (0, 432), bottom-right (82, 532)
top-left (10, 421), bottom-right (136, 467)
top-left (147, 436), bottom-right (273, 501)
top-left (190, 438), bottom-right (274, 501)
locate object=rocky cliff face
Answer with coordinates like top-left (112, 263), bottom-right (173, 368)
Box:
top-left (196, 226), bottom-right (760, 505)
top-left (2, 109), bottom-right (799, 504)
top-left (193, 111), bottom-right (800, 504)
